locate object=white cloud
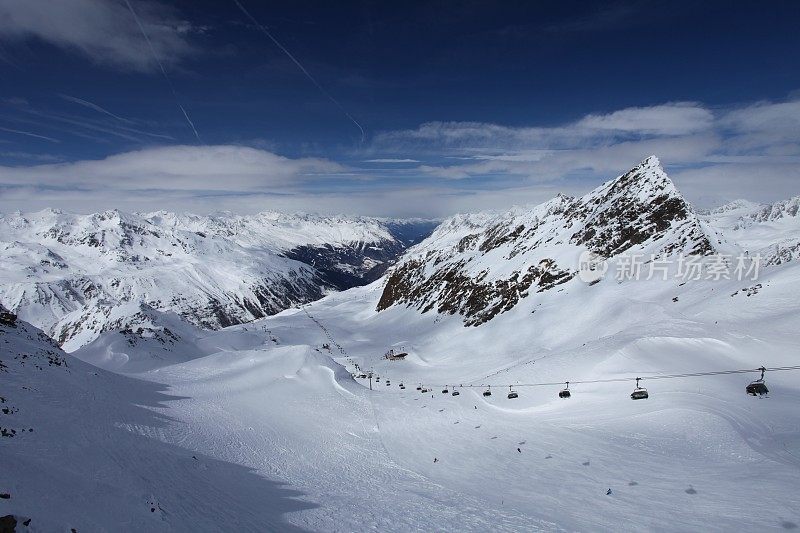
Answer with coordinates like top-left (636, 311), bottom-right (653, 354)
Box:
top-left (0, 0), bottom-right (197, 71)
top-left (576, 102), bottom-right (714, 135)
top-left (2, 96), bottom-right (799, 217)
top-left (0, 182), bottom-right (564, 218)
top-left (672, 162), bottom-right (800, 208)
top-left (374, 102), bottom-right (714, 152)
top-left (0, 145), bottom-right (344, 191)
top-left (369, 96), bottom-right (800, 209)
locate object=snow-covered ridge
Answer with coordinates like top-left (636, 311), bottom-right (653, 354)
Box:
top-left (699, 196), bottom-right (800, 266)
top-left (377, 156), bottom-right (716, 325)
top-left (0, 209), bottom-right (437, 349)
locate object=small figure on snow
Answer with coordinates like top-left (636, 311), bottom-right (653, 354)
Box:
top-left (517, 448), bottom-right (521, 453)
top-left (606, 488), bottom-right (612, 495)
top-left (433, 457), bottom-right (439, 463)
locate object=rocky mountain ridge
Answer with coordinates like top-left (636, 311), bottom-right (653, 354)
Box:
top-left (377, 156), bottom-right (717, 325)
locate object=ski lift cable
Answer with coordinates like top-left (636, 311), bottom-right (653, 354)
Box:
top-left (298, 305), bottom-right (797, 396)
top-left (421, 365), bottom-right (800, 390)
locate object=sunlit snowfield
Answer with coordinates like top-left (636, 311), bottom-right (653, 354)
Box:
top-left (65, 264), bottom-right (800, 531)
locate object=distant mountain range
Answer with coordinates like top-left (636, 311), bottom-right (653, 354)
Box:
top-left (0, 209), bottom-right (436, 350)
top-left (2, 156), bottom-right (798, 353)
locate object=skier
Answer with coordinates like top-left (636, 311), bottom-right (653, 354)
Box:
top-left (606, 488), bottom-right (612, 495)
top-left (433, 457), bottom-right (439, 463)
top-left (517, 448), bottom-right (521, 453)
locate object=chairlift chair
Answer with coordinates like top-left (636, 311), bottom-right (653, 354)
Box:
top-left (508, 386), bottom-right (519, 399)
top-left (452, 390), bottom-right (460, 396)
top-left (746, 367), bottom-right (769, 397)
top-left (559, 381), bottom-right (571, 399)
top-left (631, 377), bottom-right (649, 400)
top-left (416, 385), bottom-right (422, 391)
top-left (483, 386), bottom-right (492, 397)
top-left (442, 387), bottom-right (449, 394)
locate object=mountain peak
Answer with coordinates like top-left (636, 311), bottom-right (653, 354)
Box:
top-left (377, 156), bottom-right (715, 325)
top-left (639, 154), bottom-right (661, 168)
top-left (595, 155), bottom-right (677, 203)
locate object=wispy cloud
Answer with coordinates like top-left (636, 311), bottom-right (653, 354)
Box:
top-left (2, 95), bottom-right (799, 217)
top-left (369, 95), bottom-right (800, 207)
top-left (58, 94), bottom-right (135, 124)
top-left (0, 0), bottom-right (198, 72)
top-left (1, 96), bottom-right (175, 145)
top-left (363, 158), bottom-right (420, 163)
top-left (0, 126), bottom-right (60, 143)
top-left (375, 102), bottom-right (714, 152)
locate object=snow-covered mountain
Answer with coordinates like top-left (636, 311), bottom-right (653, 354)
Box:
top-left (700, 196), bottom-right (800, 266)
top-left (377, 156), bottom-right (717, 325)
top-left (3, 157), bottom-right (800, 531)
top-left (0, 210), bottom-right (436, 350)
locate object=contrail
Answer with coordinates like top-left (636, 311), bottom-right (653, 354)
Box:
top-left (58, 94), bottom-right (135, 124)
top-left (0, 126), bottom-right (60, 143)
top-left (123, 0), bottom-right (201, 142)
top-left (233, 0), bottom-right (365, 143)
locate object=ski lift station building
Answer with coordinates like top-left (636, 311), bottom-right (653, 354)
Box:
top-left (385, 348), bottom-right (408, 361)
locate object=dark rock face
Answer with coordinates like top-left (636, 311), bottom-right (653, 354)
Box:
top-left (284, 221), bottom-right (438, 291)
top-left (376, 157), bottom-right (715, 326)
top-left (378, 258), bottom-right (572, 326)
top-left (384, 220), bottom-right (441, 247)
top-left (568, 161), bottom-right (713, 257)
top-left (285, 239), bottom-right (405, 291)
top-left (0, 310), bottom-right (16, 328)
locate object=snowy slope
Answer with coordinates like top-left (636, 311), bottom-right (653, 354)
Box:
top-left (701, 197), bottom-right (800, 266)
top-left (0, 210), bottom-right (436, 350)
top-left (0, 309), bottom-right (327, 531)
top-left (76, 247), bottom-right (797, 530)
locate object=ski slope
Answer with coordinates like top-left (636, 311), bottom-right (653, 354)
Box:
top-left (148, 263), bottom-right (798, 532)
top-left (4, 261), bottom-right (800, 530)
top-left (21, 258), bottom-right (791, 531)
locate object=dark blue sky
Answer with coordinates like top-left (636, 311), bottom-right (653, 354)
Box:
top-left (1, 0), bottom-right (799, 215)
